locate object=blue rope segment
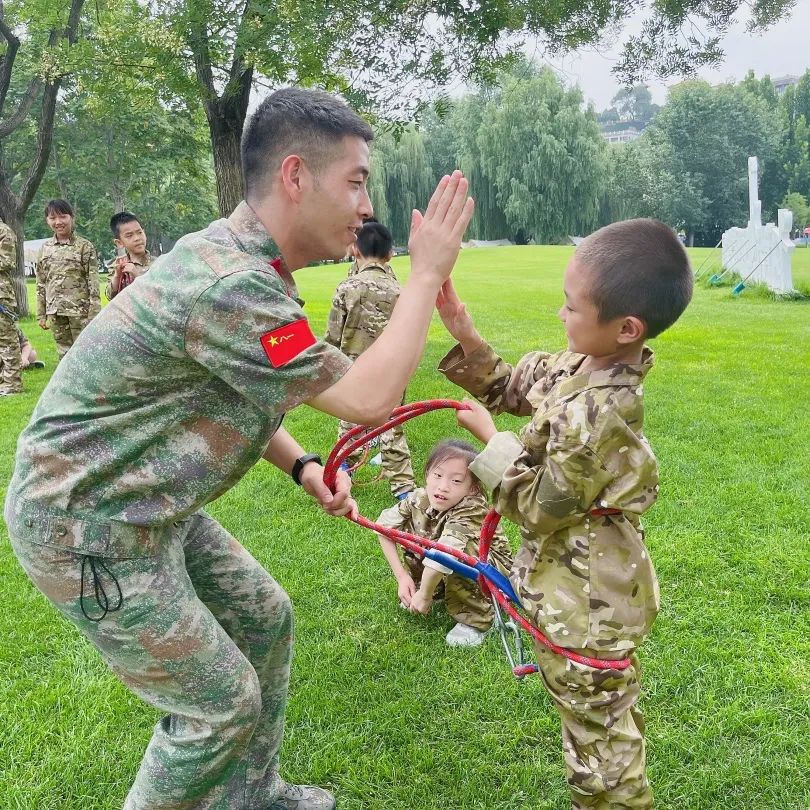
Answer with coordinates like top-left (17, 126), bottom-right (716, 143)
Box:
top-left (421, 549), bottom-right (523, 606)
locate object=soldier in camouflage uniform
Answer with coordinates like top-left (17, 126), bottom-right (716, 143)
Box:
top-left (325, 221), bottom-right (415, 499)
top-left (436, 219), bottom-right (693, 809)
top-left (0, 217), bottom-right (22, 395)
top-left (106, 211), bottom-right (154, 300)
top-left (5, 87), bottom-right (474, 809)
top-left (36, 198), bottom-right (101, 360)
top-left (376, 439), bottom-right (513, 646)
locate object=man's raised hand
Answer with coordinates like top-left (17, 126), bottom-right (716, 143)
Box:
top-left (408, 170), bottom-right (474, 286)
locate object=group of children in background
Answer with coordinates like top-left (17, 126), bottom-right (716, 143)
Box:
top-left (326, 215), bottom-right (693, 809)
top-left (16, 201), bottom-right (152, 373)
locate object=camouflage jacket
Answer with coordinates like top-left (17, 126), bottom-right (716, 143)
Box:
top-left (35, 234), bottom-right (101, 319)
top-left (439, 341), bottom-right (660, 653)
top-left (377, 487), bottom-right (513, 575)
top-left (105, 250), bottom-right (154, 300)
top-left (7, 201), bottom-right (352, 548)
top-left (0, 220), bottom-right (17, 309)
top-left (324, 260), bottom-right (400, 359)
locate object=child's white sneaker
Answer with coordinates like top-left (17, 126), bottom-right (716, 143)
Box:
top-left (445, 622), bottom-right (488, 647)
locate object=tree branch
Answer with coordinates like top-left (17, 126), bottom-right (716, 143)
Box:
top-left (0, 4), bottom-right (20, 117)
top-left (0, 77), bottom-right (43, 138)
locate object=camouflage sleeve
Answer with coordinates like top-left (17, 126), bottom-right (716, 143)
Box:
top-left (494, 429), bottom-right (614, 537)
top-left (0, 225), bottom-right (17, 273)
top-left (185, 269), bottom-right (352, 416)
top-left (439, 499), bottom-right (487, 553)
top-left (84, 242), bottom-right (102, 317)
top-left (324, 288), bottom-right (347, 349)
top-left (376, 496), bottom-right (413, 531)
top-left (438, 341), bottom-right (554, 416)
top-left (35, 250), bottom-right (46, 320)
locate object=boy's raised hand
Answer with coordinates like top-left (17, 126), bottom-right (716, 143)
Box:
top-left (408, 170), bottom-right (474, 287)
top-left (457, 398), bottom-right (497, 444)
top-left (436, 279), bottom-right (482, 353)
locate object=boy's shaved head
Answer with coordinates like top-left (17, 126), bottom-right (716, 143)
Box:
top-left (576, 218), bottom-right (693, 338)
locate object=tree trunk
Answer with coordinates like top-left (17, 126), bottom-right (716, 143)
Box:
top-left (204, 90), bottom-right (249, 217)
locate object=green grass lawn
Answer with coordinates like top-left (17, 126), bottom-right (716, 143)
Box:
top-left (1, 246), bottom-right (809, 809)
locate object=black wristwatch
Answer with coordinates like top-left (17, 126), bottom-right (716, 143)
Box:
top-left (291, 453), bottom-right (322, 485)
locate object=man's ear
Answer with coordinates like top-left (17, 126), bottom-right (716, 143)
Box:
top-left (617, 315), bottom-right (646, 344)
top-left (280, 154), bottom-right (309, 202)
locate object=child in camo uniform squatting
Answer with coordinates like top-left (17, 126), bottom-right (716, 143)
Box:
top-left (375, 439), bottom-right (513, 647)
top-left (435, 219), bottom-right (693, 809)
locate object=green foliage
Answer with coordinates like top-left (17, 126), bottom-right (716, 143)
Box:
top-left (781, 191), bottom-right (810, 231)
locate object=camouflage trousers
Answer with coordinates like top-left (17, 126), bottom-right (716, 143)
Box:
top-left (338, 418), bottom-right (415, 497)
top-left (8, 506), bottom-right (294, 810)
top-left (50, 313), bottom-right (87, 359)
top-left (0, 304), bottom-right (22, 393)
top-left (403, 551), bottom-right (497, 631)
top-left (534, 644), bottom-right (652, 809)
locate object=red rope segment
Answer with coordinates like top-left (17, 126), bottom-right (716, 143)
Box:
top-left (323, 399), bottom-right (632, 673)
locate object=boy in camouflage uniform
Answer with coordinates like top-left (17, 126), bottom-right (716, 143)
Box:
top-left (325, 220), bottom-right (415, 499)
top-left (436, 219), bottom-right (693, 809)
top-left (106, 211), bottom-right (154, 300)
top-left (376, 439), bottom-right (513, 646)
top-left (6, 87), bottom-right (474, 810)
top-left (0, 217), bottom-right (22, 395)
top-left (36, 198), bottom-right (101, 360)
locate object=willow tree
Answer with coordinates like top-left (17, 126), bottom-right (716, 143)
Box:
top-left (368, 129), bottom-right (434, 245)
top-left (475, 67), bottom-right (606, 243)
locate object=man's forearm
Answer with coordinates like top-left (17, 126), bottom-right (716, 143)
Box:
top-left (261, 426), bottom-right (307, 475)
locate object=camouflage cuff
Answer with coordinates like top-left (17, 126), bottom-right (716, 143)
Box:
top-left (469, 431), bottom-right (524, 491)
top-left (437, 340), bottom-right (499, 393)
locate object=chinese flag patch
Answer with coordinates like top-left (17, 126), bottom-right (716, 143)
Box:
top-left (261, 318), bottom-right (317, 368)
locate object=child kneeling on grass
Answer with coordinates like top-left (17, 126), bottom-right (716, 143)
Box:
top-left (375, 439), bottom-right (513, 647)
top-left (436, 219), bottom-right (693, 809)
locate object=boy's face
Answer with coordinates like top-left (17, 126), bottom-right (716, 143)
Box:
top-left (46, 210), bottom-right (74, 239)
top-left (297, 135), bottom-right (373, 261)
top-left (425, 456), bottom-right (474, 512)
top-left (559, 257), bottom-right (625, 357)
top-left (114, 221), bottom-right (147, 257)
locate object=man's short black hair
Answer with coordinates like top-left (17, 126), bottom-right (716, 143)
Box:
top-left (577, 218), bottom-right (693, 338)
top-left (45, 199), bottom-right (74, 218)
top-left (355, 221), bottom-right (393, 260)
top-left (110, 211), bottom-right (142, 238)
top-left (241, 87), bottom-right (374, 200)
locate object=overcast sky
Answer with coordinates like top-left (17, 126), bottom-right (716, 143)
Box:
top-left (538, 3), bottom-right (810, 111)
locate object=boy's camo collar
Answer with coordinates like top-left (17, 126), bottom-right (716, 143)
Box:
top-left (556, 346), bottom-right (655, 398)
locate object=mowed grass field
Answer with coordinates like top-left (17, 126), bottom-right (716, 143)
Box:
top-left (1, 245), bottom-right (808, 809)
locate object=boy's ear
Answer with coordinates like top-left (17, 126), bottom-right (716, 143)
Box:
top-left (113, 237), bottom-right (124, 249)
top-left (617, 315), bottom-right (646, 344)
